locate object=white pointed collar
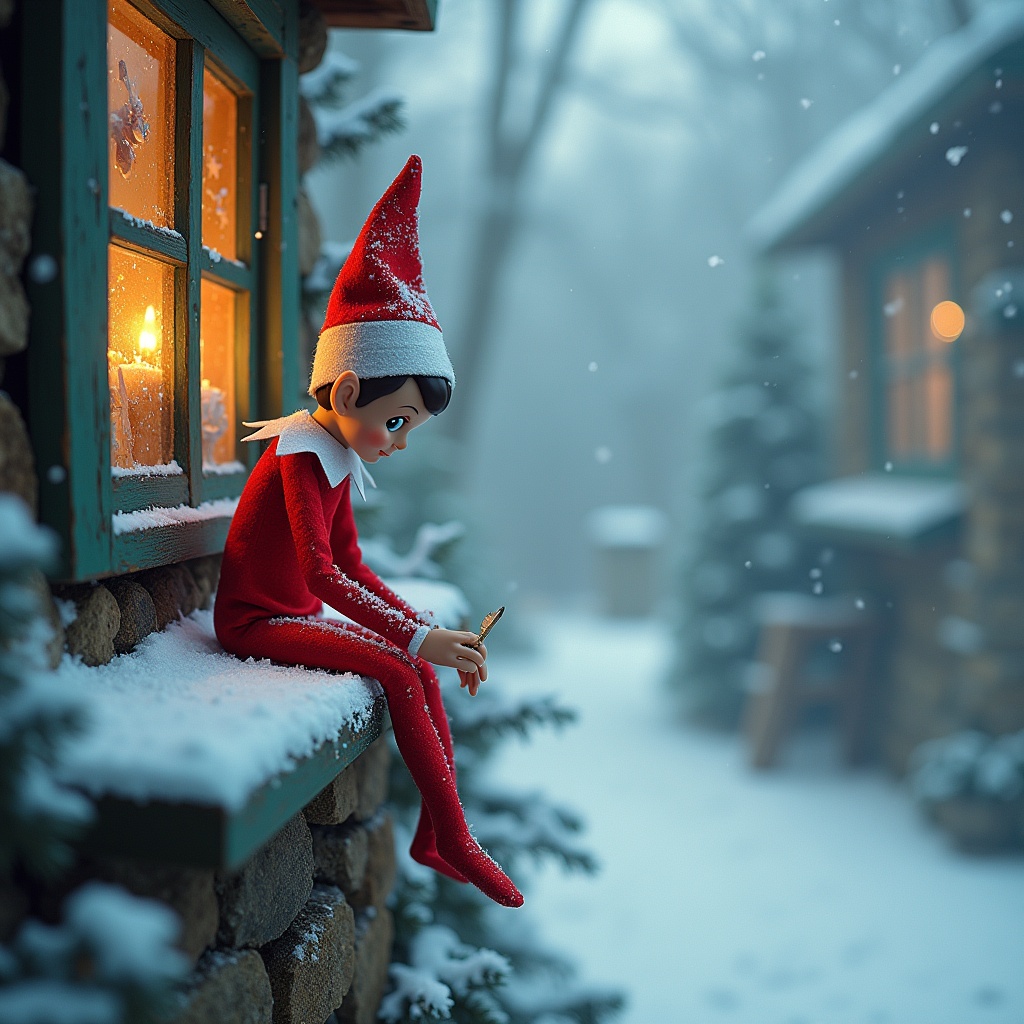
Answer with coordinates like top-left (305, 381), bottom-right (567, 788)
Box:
top-left (242, 410), bottom-right (376, 499)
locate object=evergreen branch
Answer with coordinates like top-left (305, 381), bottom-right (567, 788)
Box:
top-left (315, 92), bottom-right (406, 167)
top-left (299, 50), bottom-right (360, 107)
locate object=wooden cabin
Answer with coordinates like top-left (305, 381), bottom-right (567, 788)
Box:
top-left (751, 7), bottom-right (1024, 772)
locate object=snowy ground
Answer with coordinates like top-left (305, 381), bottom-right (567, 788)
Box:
top-left (485, 613), bottom-right (1024, 1024)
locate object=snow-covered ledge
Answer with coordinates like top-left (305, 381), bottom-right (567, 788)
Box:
top-left (59, 579), bottom-right (467, 870)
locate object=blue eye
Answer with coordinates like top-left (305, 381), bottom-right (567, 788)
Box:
top-left (386, 417), bottom-right (405, 433)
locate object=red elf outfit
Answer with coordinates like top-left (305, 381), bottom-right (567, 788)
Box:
top-left (214, 156), bottom-right (522, 908)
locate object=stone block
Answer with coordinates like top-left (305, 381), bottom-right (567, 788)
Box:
top-left (305, 766), bottom-right (358, 825)
top-left (63, 584), bottom-right (120, 666)
top-left (350, 813), bottom-right (395, 913)
top-left (335, 908), bottom-right (394, 1024)
top-left (0, 393), bottom-right (37, 514)
top-left (298, 96), bottom-right (320, 177)
top-left (187, 555), bottom-right (221, 610)
top-left (353, 737), bottom-right (390, 820)
top-left (107, 578), bottom-right (158, 654)
top-left (297, 1), bottom-right (328, 74)
top-left (95, 859), bottom-right (218, 965)
top-left (0, 160), bottom-right (31, 356)
top-left (173, 949), bottom-right (273, 1024)
top-left (311, 820), bottom-right (369, 894)
top-left (260, 884), bottom-right (355, 1024)
top-left (139, 563), bottom-right (198, 630)
top-left (217, 814), bottom-right (314, 949)
top-left (26, 570), bottom-right (64, 669)
top-left (298, 188), bottom-right (321, 278)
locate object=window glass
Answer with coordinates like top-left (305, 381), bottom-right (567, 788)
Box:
top-left (108, 245), bottom-right (175, 471)
top-left (202, 68), bottom-right (239, 260)
top-left (881, 255), bottom-right (955, 467)
top-left (107, 0), bottom-right (176, 228)
top-left (200, 279), bottom-right (242, 470)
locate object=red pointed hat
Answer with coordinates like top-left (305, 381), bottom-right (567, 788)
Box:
top-left (309, 155), bottom-right (454, 396)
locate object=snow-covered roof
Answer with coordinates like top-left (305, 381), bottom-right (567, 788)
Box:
top-left (56, 579), bottom-right (466, 811)
top-left (791, 474), bottom-right (966, 547)
top-left (750, 5), bottom-right (1024, 252)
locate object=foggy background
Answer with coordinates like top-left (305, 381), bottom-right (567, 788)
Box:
top-left (304, 0), bottom-right (886, 606)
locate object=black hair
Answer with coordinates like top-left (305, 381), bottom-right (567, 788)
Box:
top-left (315, 374), bottom-right (452, 416)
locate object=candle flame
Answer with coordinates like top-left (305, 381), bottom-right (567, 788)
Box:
top-left (138, 305), bottom-right (158, 359)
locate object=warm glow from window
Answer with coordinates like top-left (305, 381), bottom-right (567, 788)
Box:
top-left (107, 0), bottom-right (175, 227)
top-left (930, 300), bottom-right (965, 342)
top-left (200, 279), bottom-right (243, 470)
top-left (203, 68), bottom-right (240, 260)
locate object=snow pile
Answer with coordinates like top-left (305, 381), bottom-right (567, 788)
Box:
top-left (379, 926), bottom-right (510, 1023)
top-left (911, 729), bottom-right (1024, 804)
top-left (0, 883), bottom-right (187, 1024)
top-left (53, 611), bottom-right (380, 810)
top-left (111, 497), bottom-right (239, 536)
top-left (750, 4), bottom-right (1024, 249)
top-left (791, 474), bottom-right (965, 542)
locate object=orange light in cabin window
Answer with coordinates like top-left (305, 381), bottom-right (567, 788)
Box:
top-left (138, 304), bottom-right (158, 359)
top-left (930, 300), bottom-right (965, 342)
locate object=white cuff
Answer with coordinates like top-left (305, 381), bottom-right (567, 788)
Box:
top-left (407, 623), bottom-right (432, 657)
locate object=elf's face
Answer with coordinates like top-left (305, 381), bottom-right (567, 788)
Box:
top-left (325, 375), bottom-right (431, 463)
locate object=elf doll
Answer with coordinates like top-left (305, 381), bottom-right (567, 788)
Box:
top-left (214, 156), bottom-right (522, 908)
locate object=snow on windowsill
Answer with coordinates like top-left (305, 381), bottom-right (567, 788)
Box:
top-left (791, 474), bottom-right (965, 543)
top-left (203, 460), bottom-right (246, 477)
top-left (111, 207), bottom-right (184, 241)
top-left (202, 246), bottom-right (246, 269)
top-left (112, 497), bottom-right (239, 536)
top-left (53, 611), bottom-right (381, 811)
top-left (52, 580), bottom-right (467, 811)
top-left (111, 460), bottom-right (184, 479)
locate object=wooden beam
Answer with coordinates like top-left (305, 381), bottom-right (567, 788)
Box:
top-left (311, 0), bottom-right (436, 31)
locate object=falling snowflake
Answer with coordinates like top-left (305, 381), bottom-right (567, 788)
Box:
top-left (884, 461), bottom-right (893, 472)
top-left (964, 208), bottom-right (972, 218)
top-left (752, 50), bottom-right (766, 61)
top-left (800, 98), bottom-right (813, 110)
top-left (829, 640), bottom-right (843, 653)
top-left (1000, 209), bottom-right (1013, 224)
top-left (893, 64), bottom-right (901, 75)
top-left (595, 447), bottom-right (612, 464)
top-left (1005, 304), bottom-right (1018, 319)
top-left (945, 146), bottom-right (968, 167)
top-left (588, 361), bottom-right (598, 372)
top-left (707, 255), bottom-right (725, 268)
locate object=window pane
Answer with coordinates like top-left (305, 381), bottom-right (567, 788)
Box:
top-left (921, 259), bottom-right (951, 353)
top-left (200, 279), bottom-right (243, 471)
top-left (108, 0), bottom-right (175, 228)
top-left (925, 365), bottom-right (952, 460)
top-left (203, 69), bottom-right (240, 260)
top-left (108, 246), bottom-right (175, 470)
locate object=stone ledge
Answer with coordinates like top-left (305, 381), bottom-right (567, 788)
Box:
top-left (173, 949), bottom-right (273, 1024)
top-left (336, 908), bottom-right (394, 1024)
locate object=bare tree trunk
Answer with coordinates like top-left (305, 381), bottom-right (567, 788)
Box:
top-left (446, 0), bottom-right (589, 445)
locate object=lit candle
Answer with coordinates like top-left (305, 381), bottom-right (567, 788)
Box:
top-left (116, 305), bottom-right (169, 467)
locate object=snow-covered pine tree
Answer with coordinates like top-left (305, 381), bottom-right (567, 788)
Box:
top-left (0, 495), bottom-right (188, 1022)
top-left (669, 278), bottom-right (824, 728)
top-left (353, 523), bottom-right (622, 1024)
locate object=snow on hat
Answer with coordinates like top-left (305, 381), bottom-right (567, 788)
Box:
top-left (309, 154), bottom-right (454, 397)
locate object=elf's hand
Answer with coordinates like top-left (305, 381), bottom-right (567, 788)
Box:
top-left (417, 628), bottom-right (488, 695)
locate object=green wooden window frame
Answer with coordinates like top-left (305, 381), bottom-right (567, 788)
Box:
top-left (22, 0), bottom-right (300, 582)
top-left (867, 222), bottom-right (962, 478)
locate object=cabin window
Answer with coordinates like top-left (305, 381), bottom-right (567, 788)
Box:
top-left (878, 252), bottom-right (959, 471)
top-left (22, 0), bottom-right (299, 580)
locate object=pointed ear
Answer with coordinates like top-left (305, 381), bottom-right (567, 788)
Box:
top-left (330, 371), bottom-right (360, 414)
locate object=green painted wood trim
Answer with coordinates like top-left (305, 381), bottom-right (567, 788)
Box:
top-left (177, 40), bottom-right (205, 506)
top-left (111, 514), bottom-right (233, 573)
top-left (206, 0), bottom-right (290, 59)
top-left (200, 470), bottom-right (247, 500)
top-left (78, 695), bottom-right (386, 869)
top-left (866, 220), bottom-right (962, 478)
top-left (22, 0), bottom-right (113, 580)
top-left (113, 473), bottom-right (189, 513)
top-left (201, 252), bottom-right (253, 290)
top-left (133, 0), bottom-right (259, 90)
top-left (108, 209), bottom-right (188, 265)
top-left (257, 47), bottom-right (300, 419)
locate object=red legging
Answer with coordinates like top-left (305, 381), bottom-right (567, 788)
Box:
top-left (231, 615), bottom-right (522, 907)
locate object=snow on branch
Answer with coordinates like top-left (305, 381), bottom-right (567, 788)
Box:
top-left (303, 240), bottom-right (354, 297)
top-left (361, 521), bottom-right (466, 580)
top-left (451, 690), bottom-right (577, 751)
top-left (314, 90), bottom-right (406, 166)
top-left (379, 925), bottom-right (510, 1023)
top-left (299, 50), bottom-right (360, 106)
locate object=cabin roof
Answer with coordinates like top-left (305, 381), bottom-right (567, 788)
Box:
top-left (750, 5), bottom-right (1024, 253)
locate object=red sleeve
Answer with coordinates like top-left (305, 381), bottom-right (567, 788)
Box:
top-left (279, 452), bottom-right (422, 649)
